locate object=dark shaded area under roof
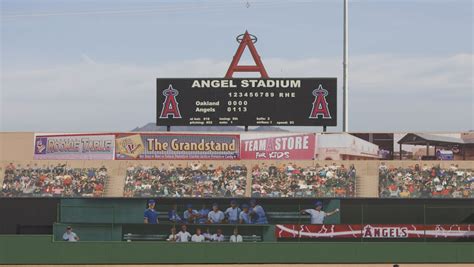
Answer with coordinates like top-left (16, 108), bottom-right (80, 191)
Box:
top-left (397, 133), bottom-right (469, 146)
top-left (397, 133), bottom-right (473, 160)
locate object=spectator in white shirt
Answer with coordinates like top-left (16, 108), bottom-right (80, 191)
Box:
top-left (229, 228), bottom-right (243, 243)
top-left (212, 228), bottom-right (225, 242)
top-left (191, 228), bottom-right (206, 242)
top-left (300, 201), bottom-right (339, 224)
top-left (62, 226), bottom-right (79, 242)
top-left (176, 225), bottom-right (191, 242)
top-left (166, 227), bottom-right (178, 242)
top-left (208, 203), bottom-right (225, 224)
top-left (202, 227), bottom-right (213, 241)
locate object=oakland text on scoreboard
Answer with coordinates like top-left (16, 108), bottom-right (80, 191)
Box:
top-left (156, 78), bottom-right (337, 127)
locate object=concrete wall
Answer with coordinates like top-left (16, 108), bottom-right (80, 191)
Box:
top-left (0, 132), bottom-right (35, 161)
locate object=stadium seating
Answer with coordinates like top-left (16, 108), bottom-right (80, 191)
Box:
top-left (123, 164), bottom-right (247, 197)
top-left (2, 161), bottom-right (472, 199)
top-left (251, 163), bottom-right (356, 197)
top-left (378, 163), bottom-right (474, 198)
top-left (1, 163), bottom-right (108, 197)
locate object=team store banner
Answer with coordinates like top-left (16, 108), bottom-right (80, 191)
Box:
top-left (276, 224), bottom-right (474, 239)
top-left (114, 133), bottom-right (240, 160)
top-left (33, 134), bottom-right (115, 160)
top-left (240, 133), bottom-right (316, 160)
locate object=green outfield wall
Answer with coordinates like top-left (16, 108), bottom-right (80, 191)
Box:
top-left (0, 235), bottom-right (473, 264)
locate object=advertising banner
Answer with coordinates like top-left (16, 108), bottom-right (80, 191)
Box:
top-left (276, 224), bottom-right (474, 239)
top-left (241, 133), bottom-right (316, 160)
top-left (276, 224), bottom-right (363, 239)
top-left (424, 224), bottom-right (474, 238)
top-left (33, 134), bottom-right (115, 160)
top-left (115, 133), bottom-right (240, 160)
top-left (361, 224), bottom-right (424, 238)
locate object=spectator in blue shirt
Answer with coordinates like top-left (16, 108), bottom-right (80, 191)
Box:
top-left (87, 168), bottom-right (96, 178)
top-left (239, 203), bottom-right (251, 224)
top-left (249, 199), bottom-right (268, 224)
top-left (168, 203), bottom-right (182, 223)
top-left (144, 199), bottom-right (159, 224)
top-left (183, 204), bottom-right (198, 224)
top-left (225, 200), bottom-right (241, 224)
top-left (196, 204), bottom-right (210, 224)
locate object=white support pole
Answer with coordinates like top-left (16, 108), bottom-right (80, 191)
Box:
top-left (343, 0), bottom-right (349, 132)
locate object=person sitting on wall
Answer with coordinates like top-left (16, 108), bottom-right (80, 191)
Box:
top-left (62, 226), bottom-right (80, 242)
top-left (176, 225), bottom-right (191, 242)
top-left (144, 199), bottom-right (159, 224)
top-left (168, 203), bottom-right (182, 223)
top-left (212, 228), bottom-right (225, 242)
top-left (183, 204), bottom-right (199, 224)
top-left (300, 201), bottom-right (339, 224)
top-left (224, 200), bottom-right (241, 224)
top-left (191, 227), bottom-right (206, 242)
top-left (166, 227), bottom-right (178, 242)
top-left (207, 203), bottom-right (225, 224)
top-left (196, 204), bottom-right (210, 224)
top-left (239, 204), bottom-right (252, 224)
top-left (229, 228), bottom-right (243, 243)
top-left (249, 199), bottom-right (268, 224)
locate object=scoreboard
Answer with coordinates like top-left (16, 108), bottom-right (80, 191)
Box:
top-left (156, 78), bottom-right (337, 127)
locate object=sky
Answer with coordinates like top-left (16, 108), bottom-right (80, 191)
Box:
top-left (1, 0), bottom-right (473, 132)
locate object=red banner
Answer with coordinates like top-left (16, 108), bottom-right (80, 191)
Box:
top-left (276, 224), bottom-right (362, 238)
top-left (276, 224), bottom-right (474, 239)
top-left (241, 134), bottom-right (316, 160)
top-left (362, 224), bottom-right (424, 238)
top-left (424, 224), bottom-right (474, 238)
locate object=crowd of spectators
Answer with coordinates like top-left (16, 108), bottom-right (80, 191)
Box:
top-left (123, 164), bottom-right (247, 197)
top-left (379, 163), bottom-right (474, 198)
top-left (250, 163), bottom-right (356, 197)
top-left (167, 225), bottom-right (242, 242)
top-left (1, 163), bottom-right (108, 197)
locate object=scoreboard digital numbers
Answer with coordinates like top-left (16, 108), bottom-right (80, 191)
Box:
top-left (156, 78), bottom-right (337, 127)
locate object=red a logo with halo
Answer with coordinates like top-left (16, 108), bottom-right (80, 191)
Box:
top-left (160, 84), bottom-right (182, 119)
top-left (309, 84), bottom-right (331, 119)
top-left (225, 31), bottom-right (269, 78)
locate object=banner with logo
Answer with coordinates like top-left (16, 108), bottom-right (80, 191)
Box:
top-left (34, 134), bottom-right (115, 160)
top-left (424, 224), bottom-right (474, 238)
top-left (240, 133), bottom-right (316, 160)
top-left (114, 133), bottom-right (240, 160)
top-left (276, 224), bottom-right (363, 239)
top-left (276, 224), bottom-right (473, 239)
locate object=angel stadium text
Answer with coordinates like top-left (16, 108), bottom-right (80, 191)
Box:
top-left (191, 79), bottom-right (301, 88)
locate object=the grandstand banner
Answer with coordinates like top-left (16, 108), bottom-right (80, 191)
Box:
top-left (276, 224), bottom-right (474, 239)
top-left (241, 133), bottom-right (316, 160)
top-left (156, 78), bottom-right (337, 127)
top-left (114, 133), bottom-right (240, 160)
top-left (33, 134), bottom-right (115, 160)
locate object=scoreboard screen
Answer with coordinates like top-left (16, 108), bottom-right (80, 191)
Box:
top-left (156, 78), bottom-right (337, 127)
